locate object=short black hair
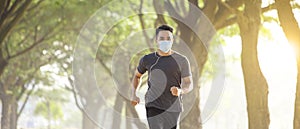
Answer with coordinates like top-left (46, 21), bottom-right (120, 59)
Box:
top-left (155, 24), bottom-right (173, 37)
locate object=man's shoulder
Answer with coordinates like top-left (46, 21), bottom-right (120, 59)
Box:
top-left (172, 51), bottom-right (188, 60)
top-left (140, 52), bottom-right (156, 62)
top-left (143, 52), bottom-right (156, 59)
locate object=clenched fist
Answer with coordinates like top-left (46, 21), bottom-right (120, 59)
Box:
top-left (170, 86), bottom-right (182, 96)
top-left (131, 95), bottom-right (140, 106)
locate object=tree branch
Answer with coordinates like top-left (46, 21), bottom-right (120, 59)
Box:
top-left (175, 1), bottom-right (183, 16)
top-left (219, 1), bottom-right (240, 14)
top-left (180, 0), bottom-right (188, 15)
top-left (202, 0), bottom-right (218, 22)
top-left (96, 56), bottom-right (112, 76)
top-left (214, 1), bottom-right (277, 30)
top-left (0, 0), bottom-right (19, 27)
top-left (9, 22), bottom-right (61, 60)
top-left (27, 0), bottom-right (44, 12)
top-left (17, 84), bottom-right (36, 118)
top-left (153, 0), bottom-right (167, 26)
top-left (0, 0), bottom-right (32, 46)
top-left (0, 47), bottom-right (8, 77)
top-left (67, 76), bottom-right (103, 128)
top-left (262, 3), bottom-right (276, 13)
top-left (9, 38), bottom-right (42, 59)
top-left (13, 76), bottom-right (23, 98)
top-left (215, 16), bottom-right (238, 30)
top-left (16, 59), bottom-right (51, 101)
top-left (4, 36), bottom-right (10, 58)
top-left (0, 81), bottom-right (5, 99)
top-left (188, 0), bottom-right (198, 7)
top-left (213, 0), bottom-right (243, 29)
top-left (293, 3), bottom-right (300, 9)
top-left (14, 53), bottom-right (56, 117)
top-left (127, 0), bottom-right (153, 48)
top-left (185, 0), bottom-right (202, 26)
top-left (16, 33), bottom-right (31, 48)
top-left (4, 0), bottom-right (11, 12)
top-left (6, 0), bottom-right (22, 17)
top-left (262, 2), bottom-right (300, 14)
top-left (0, 0), bottom-right (7, 16)
top-left (138, 0), bottom-right (153, 49)
top-left (164, 0), bottom-right (184, 25)
top-left (0, 0), bottom-right (10, 19)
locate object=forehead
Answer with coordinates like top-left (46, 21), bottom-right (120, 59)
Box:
top-left (157, 30), bottom-right (173, 37)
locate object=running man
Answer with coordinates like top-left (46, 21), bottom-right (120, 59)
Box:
top-left (131, 24), bottom-right (193, 129)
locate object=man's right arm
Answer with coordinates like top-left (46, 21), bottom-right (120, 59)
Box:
top-left (131, 69), bottom-right (143, 106)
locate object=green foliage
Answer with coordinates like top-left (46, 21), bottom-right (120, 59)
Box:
top-left (261, 14), bottom-right (278, 40)
top-left (34, 100), bottom-right (63, 121)
top-left (33, 88), bottom-right (68, 124)
top-left (218, 24), bottom-right (240, 37)
top-left (260, 24), bottom-right (273, 40)
top-left (201, 34), bottom-right (225, 80)
top-left (263, 15), bottom-right (278, 23)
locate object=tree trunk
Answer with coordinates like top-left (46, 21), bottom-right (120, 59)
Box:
top-left (238, 0), bottom-right (270, 129)
top-left (46, 100), bottom-right (51, 129)
top-left (125, 103), bottom-right (132, 129)
top-left (0, 48), bottom-right (8, 76)
top-left (1, 97), bottom-right (12, 129)
top-left (10, 100), bottom-right (17, 129)
top-left (82, 103), bottom-right (100, 129)
top-left (275, 0), bottom-right (300, 129)
top-left (180, 52), bottom-right (203, 129)
top-left (1, 94), bottom-right (18, 129)
top-left (111, 94), bottom-right (124, 129)
top-left (180, 92), bottom-right (201, 129)
top-left (179, 27), bottom-right (208, 129)
top-left (125, 101), bottom-right (147, 129)
top-left (295, 60), bottom-right (300, 129)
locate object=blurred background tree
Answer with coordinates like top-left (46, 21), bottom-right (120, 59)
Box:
top-left (275, 0), bottom-right (300, 129)
top-left (33, 89), bottom-right (67, 129)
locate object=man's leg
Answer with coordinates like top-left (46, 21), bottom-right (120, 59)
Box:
top-left (162, 111), bottom-right (180, 129)
top-left (146, 107), bottom-right (164, 129)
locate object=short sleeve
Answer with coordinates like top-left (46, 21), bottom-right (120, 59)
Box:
top-left (181, 57), bottom-right (191, 78)
top-left (137, 56), bottom-right (147, 74)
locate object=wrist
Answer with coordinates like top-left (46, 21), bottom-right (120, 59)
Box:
top-left (132, 93), bottom-right (137, 97)
top-left (177, 88), bottom-right (182, 95)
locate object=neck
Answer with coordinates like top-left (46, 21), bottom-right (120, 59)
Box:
top-left (157, 50), bottom-right (173, 56)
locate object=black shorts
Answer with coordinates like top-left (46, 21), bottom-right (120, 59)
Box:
top-left (146, 107), bottom-right (180, 129)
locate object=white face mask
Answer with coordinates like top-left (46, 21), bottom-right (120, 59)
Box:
top-left (158, 41), bottom-right (173, 53)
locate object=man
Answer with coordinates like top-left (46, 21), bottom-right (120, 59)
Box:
top-left (131, 25), bottom-right (193, 129)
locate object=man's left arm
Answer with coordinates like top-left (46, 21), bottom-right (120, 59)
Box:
top-left (180, 76), bottom-right (193, 94)
top-left (170, 57), bottom-right (193, 96)
top-left (170, 76), bottom-right (193, 96)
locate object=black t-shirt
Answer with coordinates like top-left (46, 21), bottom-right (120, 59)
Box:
top-left (137, 51), bottom-right (191, 112)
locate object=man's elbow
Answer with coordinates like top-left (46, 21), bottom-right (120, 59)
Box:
top-left (183, 81), bottom-right (193, 93)
top-left (188, 82), bottom-right (193, 92)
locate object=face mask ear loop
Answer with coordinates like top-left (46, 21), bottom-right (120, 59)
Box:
top-left (149, 52), bottom-right (160, 81)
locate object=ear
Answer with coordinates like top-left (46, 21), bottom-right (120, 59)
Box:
top-left (154, 39), bottom-right (158, 46)
top-left (171, 35), bottom-right (174, 42)
top-left (155, 37), bottom-right (159, 43)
